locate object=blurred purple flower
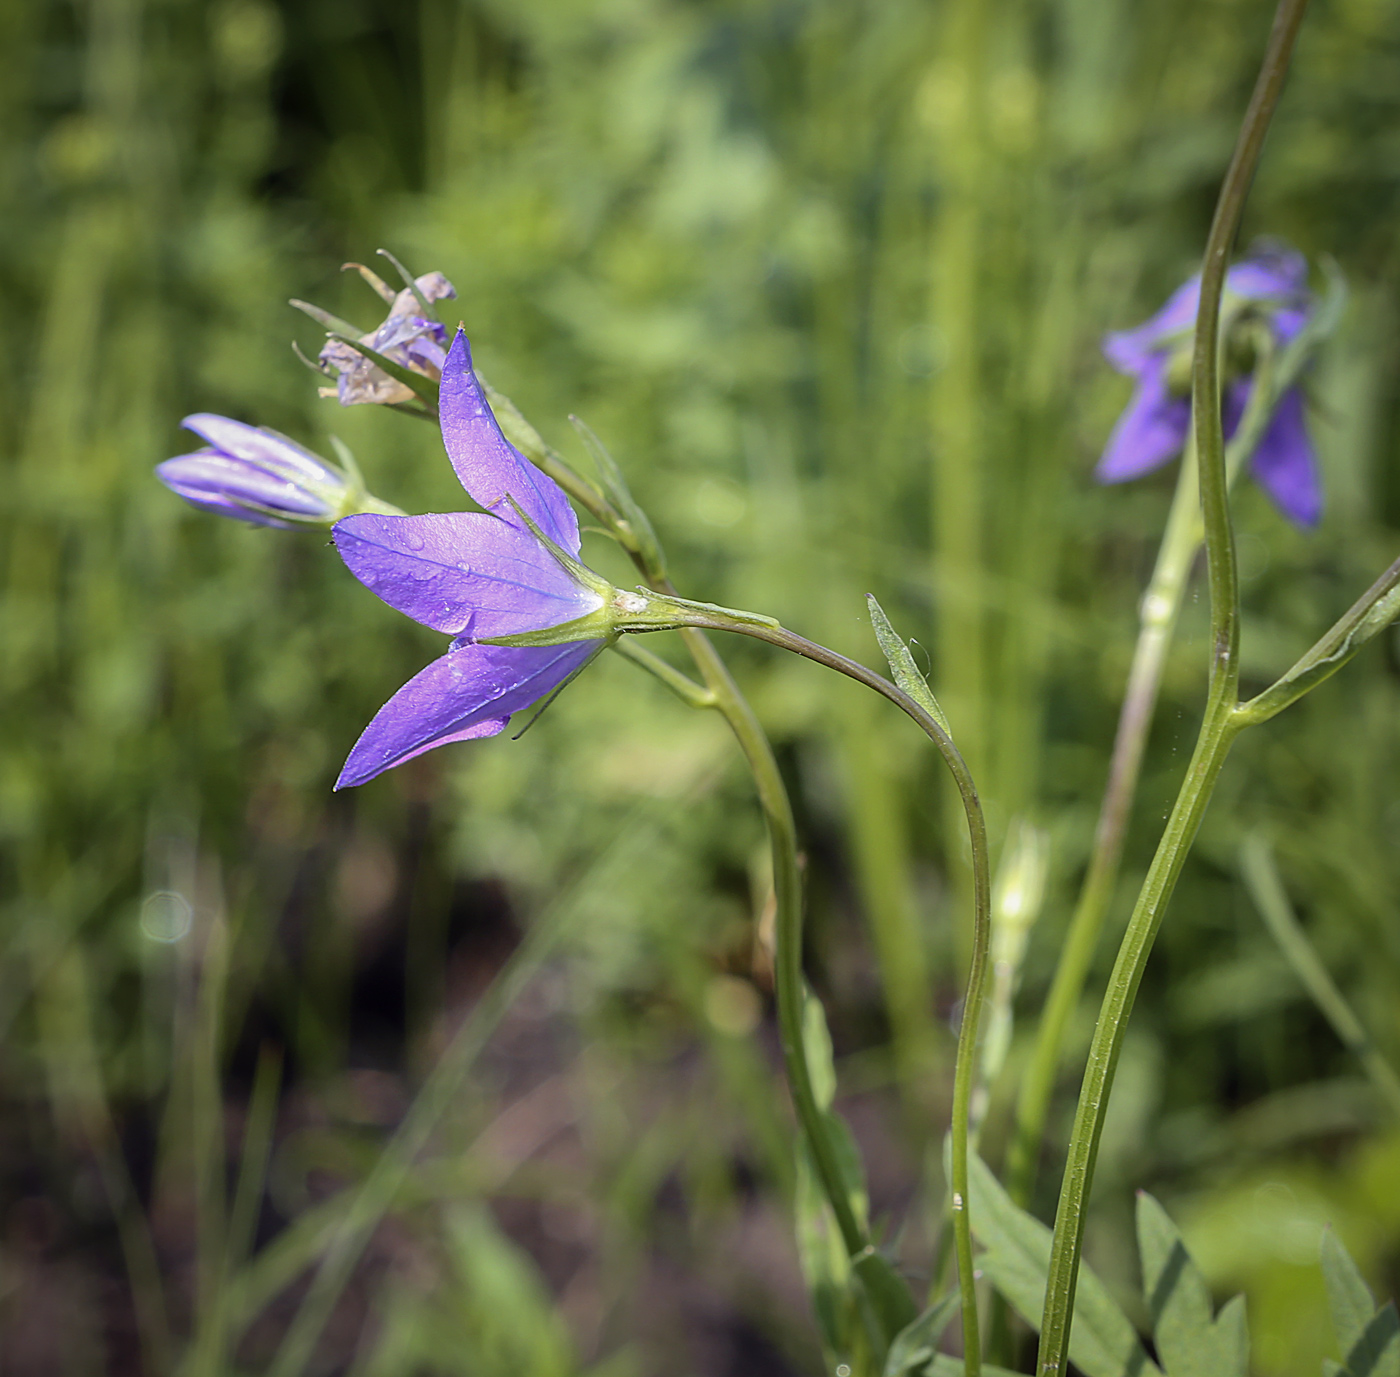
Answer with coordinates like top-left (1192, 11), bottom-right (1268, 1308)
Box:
top-left (1097, 244), bottom-right (1321, 527)
top-left (319, 270), bottom-right (457, 406)
top-left (158, 415), bottom-right (357, 528)
top-left (333, 329), bottom-right (608, 789)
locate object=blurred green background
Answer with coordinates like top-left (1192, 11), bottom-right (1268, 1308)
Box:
top-left (2, 0), bottom-right (1399, 1371)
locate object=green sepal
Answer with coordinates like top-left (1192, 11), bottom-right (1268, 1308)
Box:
top-left (866, 595), bottom-right (953, 739)
top-left (289, 298), bottom-right (363, 337)
top-left (500, 497), bottom-right (616, 601)
top-left (376, 248), bottom-right (437, 316)
top-left (569, 415), bottom-right (667, 579)
top-left (342, 260), bottom-right (397, 303)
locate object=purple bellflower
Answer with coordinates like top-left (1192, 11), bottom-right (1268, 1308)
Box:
top-left (318, 270), bottom-right (457, 407)
top-left (331, 329), bottom-right (615, 789)
top-left (1097, 244), bottom-right (1321, 527)
top-left (158, 415), bottom-right (376, 528)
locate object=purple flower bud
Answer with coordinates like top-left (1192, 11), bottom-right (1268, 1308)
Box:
top-left (1096, 243), bottom-right (1322, 528)
top-left (332, 329), bottom-right (610, 788)
top-left (318, 271), bottom-right (457, 407)
top-left (157, 415), bottom-right (359, 528)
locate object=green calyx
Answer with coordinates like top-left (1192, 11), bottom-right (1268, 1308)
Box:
top-left (481, 586), bottom-right (781, 650)
top-left (483, 496), bottom-right (782, 650)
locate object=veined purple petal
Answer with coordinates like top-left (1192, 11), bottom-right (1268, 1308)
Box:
top-left (182, 415), bottom-right (335, 485)
top-left (333, 511), bottom-right (603, 637)
top-left (1249, 388), bottom-right (1322, 527)
top-left (159, 453), bottom-right (332, 521)
top-left (157, 468), bottom-right (297, 528)
top-left (1096, 355), bottom-right (1191, 482)
top-left (438, 330), bottom-right (581, 553)
top-left (335, 639), bottom-right (603, 789)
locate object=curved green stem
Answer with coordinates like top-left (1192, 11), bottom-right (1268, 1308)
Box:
top-left (1034, 0), bottom-right (1310, 1369)
top-left (626, 617), bottom-right (992, 1374)
top-left (492, 384), bottom-right (916, 1355)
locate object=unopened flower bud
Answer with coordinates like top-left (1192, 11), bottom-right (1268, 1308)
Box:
top-left (158, 414), bottom-right (380, 527)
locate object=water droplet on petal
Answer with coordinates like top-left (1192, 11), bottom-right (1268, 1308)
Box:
top-left (404, 532), bottom-right (425, 552)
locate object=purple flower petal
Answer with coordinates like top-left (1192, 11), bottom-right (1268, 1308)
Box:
top-left (159, 454), bottom-right (329, 524)
top-left (335, 638), bottom-right (603, 788)
top-left (1096, 355), bottom-right (1191, 482)
top-left (1249, 388), bottom-right (1322, 527)
top-left (333, 511), bottom-right (603, 637)
top-left (1227, 245), bottom-right (1308, 301)
top-left (1104, 278), bottom-right (1201, 373)
top-left (181, 415), bottom-right (335, 485)
top-left (438, 331), bottom-right (581, 553)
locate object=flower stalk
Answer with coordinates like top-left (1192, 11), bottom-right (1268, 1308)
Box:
top-left (1034, 0), bottom-right (1313, 1367)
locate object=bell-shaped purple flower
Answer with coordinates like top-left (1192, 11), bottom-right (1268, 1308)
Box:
top-left (1096, 244), bottom-right (1322, 527)
top-left (333, 329), bottom-right (610, 789)
top-left (318, 271), bottom-right (456, 407)
top-left (158, 415), bottom-right (362, 528)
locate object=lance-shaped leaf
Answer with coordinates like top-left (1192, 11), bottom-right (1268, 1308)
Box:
top-left (1322, 1231), bottom-right (1400, 1377)
top-left (965, 1153), bottom-right (1162, 1377)
top-left (883, 1294), bottom-right (959, 1377)
top-left (867, 595), bottom-right (952, 738)
top-left (1136, 1192), bottom-right (1248, 1377)
top-left (570, 415), bottom-right (667, 577)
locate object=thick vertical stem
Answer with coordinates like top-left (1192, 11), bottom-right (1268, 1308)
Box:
top-left (1005, 449), bottom-right (1200, 1204)
top-left (1034, 0), bottom-right (1310, 1368)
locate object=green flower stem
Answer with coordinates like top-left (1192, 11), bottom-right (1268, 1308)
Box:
top-left (1035, 0), bottom-right (1310, 1369)
top-left (626, 616), bottom-right (992, 1376)
top-left (487, 389), bottom-right (901, 1354)
top-left (610, 638), bottom-right (718, 710)
top-left (1035, 706), bottom-right (1244, 1372)
top-left (1005, 442), bottom-right (1200, 1206)
top-left (1005, 331), bottom-right (1288, 1208)
top-left (1241, 833), bottom-right (1400, 1119)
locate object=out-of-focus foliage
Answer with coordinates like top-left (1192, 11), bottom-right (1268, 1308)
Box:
top-left (2, 0), bottom-right (1399, 1371)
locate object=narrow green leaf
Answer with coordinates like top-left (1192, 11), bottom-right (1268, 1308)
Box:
top-left (1344, 1304), bottom-right (1400, 1377)
top-left (1323, 1229), bottom-right (1377, 1355)
top-left (376, 248), bottom-right (435, 315)
top-left (926, 1357), bottom-right (1024, 1377)
top-left (802, 984), bottom-right (838, 1111)
top-left (326, 333), bottom-right (441, 408)
top-left (883, 1294), bottom-right (960, 1377)
top-left (793, 1145), bottom-right (857, 1364)
top-left (967, 1154), bottom-right (1161, 1377)
top-left (866, 595), bottom-right (952, 738)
